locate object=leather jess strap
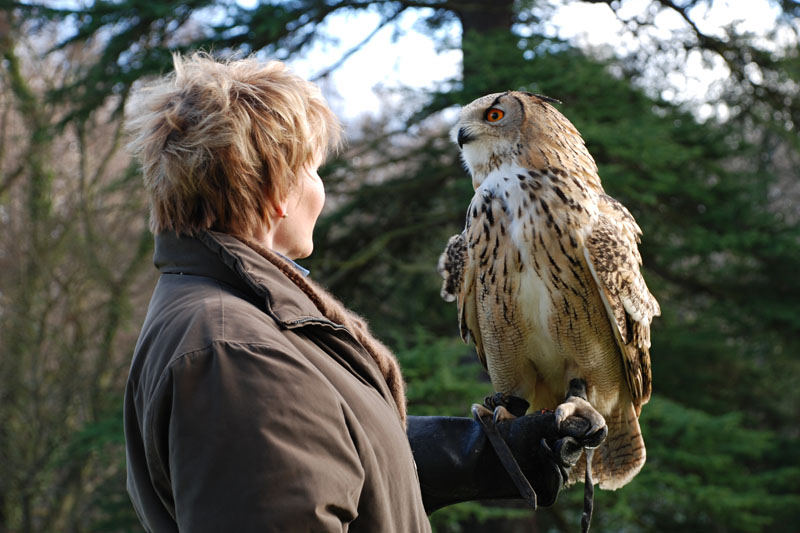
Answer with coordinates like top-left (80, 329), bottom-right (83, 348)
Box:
top-left (471, 404), bottom-right (538, 510)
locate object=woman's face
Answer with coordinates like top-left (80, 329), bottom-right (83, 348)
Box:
top-left (271, 156), bottom-right (326, 260)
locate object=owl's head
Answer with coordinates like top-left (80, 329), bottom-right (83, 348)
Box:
top-left (452, 91), bottom-right (589, 189)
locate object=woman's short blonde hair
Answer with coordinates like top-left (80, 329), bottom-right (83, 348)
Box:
top-left (126, 52), bottom-right (342, 237)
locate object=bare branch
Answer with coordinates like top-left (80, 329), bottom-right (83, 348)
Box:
top-left (311, 5), bottom-right (409, 82)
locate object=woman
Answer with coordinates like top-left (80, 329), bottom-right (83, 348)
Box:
top-left (124, 53), bottom-right (586, 532)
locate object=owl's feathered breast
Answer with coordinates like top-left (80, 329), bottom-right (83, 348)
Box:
top-left (457, 163), bottom-right (611, 404)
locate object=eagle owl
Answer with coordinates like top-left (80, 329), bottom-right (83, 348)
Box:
top-left (439, 91), bottom-right (660, 489)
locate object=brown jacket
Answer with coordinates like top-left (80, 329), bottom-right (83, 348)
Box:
top-left (124, 231), bottom-right (431, 532)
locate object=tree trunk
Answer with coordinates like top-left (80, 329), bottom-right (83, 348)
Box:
top-left (452, 0), bottom-right (515, 88)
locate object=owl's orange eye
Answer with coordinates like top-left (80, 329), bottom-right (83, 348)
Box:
top-left (485, 108), bottom-right (505, 122)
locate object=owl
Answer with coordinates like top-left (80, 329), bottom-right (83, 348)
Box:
top-left (439, 91), bottom-right (660, 489)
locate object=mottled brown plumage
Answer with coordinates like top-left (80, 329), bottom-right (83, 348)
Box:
top-left (438, 91), bottom-right (660, 489)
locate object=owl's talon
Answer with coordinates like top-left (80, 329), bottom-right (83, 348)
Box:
top-left (554, 396), bottom-right (607, 447)
top-left (471, 403), bottom-right (493, 421)
top-left (492, 405), bottom-right (516, 424)
top-left (483, 392), bottom-right (530, 417)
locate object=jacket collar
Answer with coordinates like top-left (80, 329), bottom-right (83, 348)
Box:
top-left (153, 231), bottom-right (327, 327)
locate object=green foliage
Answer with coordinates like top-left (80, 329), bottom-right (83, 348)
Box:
top-left (430, 502), bottom-right (533, 533)
top-left (397, 329), bottom-right (489, 417)
top-left (58, 407), bottom-right (141, 532)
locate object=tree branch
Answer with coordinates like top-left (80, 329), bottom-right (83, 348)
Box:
top-left (311, 5), bottom-right (408, 82)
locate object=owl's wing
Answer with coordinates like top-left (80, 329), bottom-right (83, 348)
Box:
top-left (438, 231), bottom-right (486, 369)
top-left (438, 233), bottom-right (466, 304)
top-left (583, 194), bottom-right (660, 413)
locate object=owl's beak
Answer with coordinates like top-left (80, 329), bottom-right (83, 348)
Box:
top-left (456, 127), bottom-right (475, 149)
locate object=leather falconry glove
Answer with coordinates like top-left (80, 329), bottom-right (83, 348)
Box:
top-left (407, 393), bottom-right (604, 514)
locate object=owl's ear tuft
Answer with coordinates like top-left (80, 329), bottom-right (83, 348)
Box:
top-left (523, 91), bottom-right (562, 105)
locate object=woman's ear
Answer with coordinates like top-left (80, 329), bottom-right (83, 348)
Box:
top-left (273, 196), bottom-right (290, 219)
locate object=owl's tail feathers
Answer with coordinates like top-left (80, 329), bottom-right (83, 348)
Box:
top-left (568, 402), bottom-right (645, 490)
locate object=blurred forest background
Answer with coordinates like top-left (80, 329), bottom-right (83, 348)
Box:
top-left (1, 0), bottom-right (799, 531)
